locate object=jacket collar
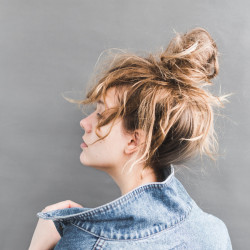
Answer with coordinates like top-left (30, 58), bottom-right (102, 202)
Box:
top-left (37, 165), bottom-right (195, 240)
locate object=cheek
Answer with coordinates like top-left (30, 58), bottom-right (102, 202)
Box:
top-left (95, 120), bottom-right (126, 158)
top-left (106, 128), bottom-right (126, 155)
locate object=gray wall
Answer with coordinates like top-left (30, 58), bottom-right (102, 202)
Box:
top-left (0, 1), bottom-right (249, 249)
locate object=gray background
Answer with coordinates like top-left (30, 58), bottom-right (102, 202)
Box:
top-left (0, 0), bottom-right (249, 249)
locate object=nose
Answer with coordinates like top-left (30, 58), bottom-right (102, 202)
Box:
top-left (80, 116), bottom-right (92, 133)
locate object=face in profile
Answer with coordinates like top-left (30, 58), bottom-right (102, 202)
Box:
top-left (79, 88), bottom-right (129, 172)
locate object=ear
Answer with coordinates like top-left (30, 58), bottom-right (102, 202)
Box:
top-left (124, 129), bottom-right (146, 155)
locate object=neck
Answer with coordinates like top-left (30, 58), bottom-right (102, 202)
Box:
top-left (106, 164), bottom-right (158, 196)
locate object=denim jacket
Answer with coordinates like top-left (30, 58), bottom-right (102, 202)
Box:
top-left (37, 165), bottom-right (232, 249)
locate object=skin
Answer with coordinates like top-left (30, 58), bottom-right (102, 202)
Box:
top-left (29, 200), bottom-right (83, 250)
top-left (80, 87), bottom-right (157, 195)
top-left (29, 87), bottom-right (157, 249)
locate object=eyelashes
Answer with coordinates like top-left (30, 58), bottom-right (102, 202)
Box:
top-left (93, 102), bottom-right (104, 119)
top-left (97, 113), bottom-right (102, 119)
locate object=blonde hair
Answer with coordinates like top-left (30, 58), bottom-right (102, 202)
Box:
top-left (64, 27), bottom-right (232, 180)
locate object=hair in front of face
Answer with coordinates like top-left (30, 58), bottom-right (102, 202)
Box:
top-left (65, 27), bottom-right (232, 180)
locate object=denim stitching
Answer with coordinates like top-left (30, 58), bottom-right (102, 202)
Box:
top-left (69, 201), bottom-right (194, 241)
top-left (92, 237), bottom-right (105, 250)
top-left (50, 174), bottom-right (176, 222)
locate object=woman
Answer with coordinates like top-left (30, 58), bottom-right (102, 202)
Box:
top-left (29, 27), bottom-right (233, 249)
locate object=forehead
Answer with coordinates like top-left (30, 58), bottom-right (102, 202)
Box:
top-left (98, 87), bottom-right (121, 108)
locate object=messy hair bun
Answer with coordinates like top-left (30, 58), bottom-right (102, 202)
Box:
top-left (160, 27), bottom-right (219, 86)
top-left (65, 27), bottom-right (231, 180)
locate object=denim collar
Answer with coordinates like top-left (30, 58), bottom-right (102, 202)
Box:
top-left (37, 165), bottom-right (195, 240)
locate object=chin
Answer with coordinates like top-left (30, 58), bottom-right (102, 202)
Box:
top-left (79, 155), bottom-right (107, 171)
top-left (80, 151), bottom-right (88, 165)
top-left (80, 152), bottom-right (96, 168)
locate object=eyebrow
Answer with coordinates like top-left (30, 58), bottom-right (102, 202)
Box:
top-left (97, 100), bottom-right (104, 105)
top-left (97, 99), bottom-right (109, 108)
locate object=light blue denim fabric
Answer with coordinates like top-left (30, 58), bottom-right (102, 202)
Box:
top-left (37, 165), bottom-right (232, 249)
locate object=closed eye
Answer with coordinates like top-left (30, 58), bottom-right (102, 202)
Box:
top-left (97, 113), bottom-right (102, 119)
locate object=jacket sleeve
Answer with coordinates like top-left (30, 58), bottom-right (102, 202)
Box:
top-left (53, 221), bottom-right (100, 250)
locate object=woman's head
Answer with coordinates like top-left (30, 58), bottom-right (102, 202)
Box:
top-left (79, 87), bottom-right (141, 173)
top-left (66, 27), bottom-right (231, 180)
